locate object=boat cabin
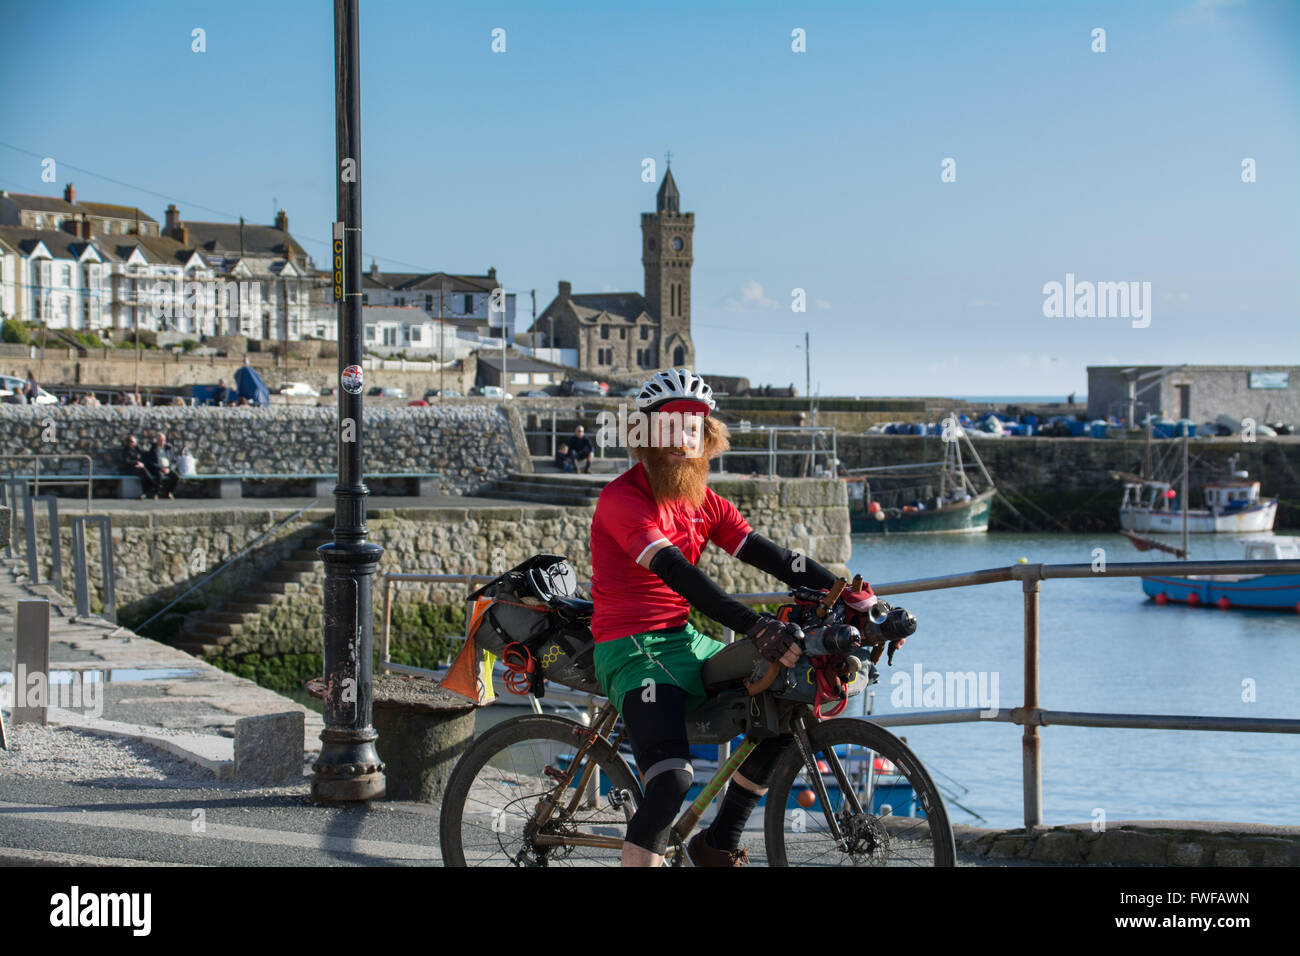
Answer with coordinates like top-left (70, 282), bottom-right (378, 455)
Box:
top-left (1205, 479), bottom-right (1262, 514)
top-left (1239, 536), bottom-right (1300, 561)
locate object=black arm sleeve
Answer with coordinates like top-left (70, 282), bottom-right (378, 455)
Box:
top-left (647, 546), bottom-right (760, 636)
top-left (736, 532), bottom-right (838, 591)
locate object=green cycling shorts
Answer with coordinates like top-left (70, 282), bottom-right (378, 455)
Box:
top-left (593, 621), bottom-right (724, 715)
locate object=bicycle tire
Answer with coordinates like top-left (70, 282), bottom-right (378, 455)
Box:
top-left (763, 717), bottom-right (956, 867)
top-left (440, 713), bottom-right (643, 867)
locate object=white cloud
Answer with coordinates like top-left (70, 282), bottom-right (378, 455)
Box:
top-left (1175, 0), bottom-right (1245, 25)
top-left (727, 280), bottom-right (780, 310)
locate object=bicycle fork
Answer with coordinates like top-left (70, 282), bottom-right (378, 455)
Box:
top-left (791, 710), bottom-right (864, 850)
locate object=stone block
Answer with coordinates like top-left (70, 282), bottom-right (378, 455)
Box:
top-left (1168, 842), bottom-right (1204, 866)
top-left (234, 711), bottom-right (305, 784)
top-left (1087, 829), bottom-right (1167, 865)
top-left (1029, 829), bottom-right (1085, 864)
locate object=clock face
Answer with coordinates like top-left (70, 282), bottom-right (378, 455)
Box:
top-left (672, 237), bottom-right (684, 251)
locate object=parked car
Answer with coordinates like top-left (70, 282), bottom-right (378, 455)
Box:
top-left (0, 375), bottom-right (57, 404)
top-left (367, 386), bottom-right (406, 398)
top-left (566, 380), bottom-right (608, 397)
top-left (517, 390), bottom-right (551, 398)
top-left (617, 385), bottom-right (641, 397)
top-left (424, 388), bottom-right (462, 399)
top-left (470, 385), bottom-right (510, 398)
top-left (278, 381), bottom-right (320, 397)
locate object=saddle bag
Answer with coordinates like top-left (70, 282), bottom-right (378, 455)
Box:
top-left (466, 554), bottom-right (601, 695)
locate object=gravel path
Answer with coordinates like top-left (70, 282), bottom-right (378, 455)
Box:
top-left (0, 724), bottom-right (308, 794)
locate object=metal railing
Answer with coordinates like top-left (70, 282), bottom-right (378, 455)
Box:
top-left (380, 556), bottom-right (1300, 827)
top-left (0, 454), bottom-right (95, 510)
top-left (717, 424), bottom-right (837, 477)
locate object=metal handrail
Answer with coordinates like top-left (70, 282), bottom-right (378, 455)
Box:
top-left (0, 454), bottom-right (94, 511)
top-left (381, 557), bottom-right (1300, 827)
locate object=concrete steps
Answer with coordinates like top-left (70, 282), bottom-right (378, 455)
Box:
top-left (173, 530), bottom-right (330, 657)
top-left (476, 471), bottom-right (614, 507)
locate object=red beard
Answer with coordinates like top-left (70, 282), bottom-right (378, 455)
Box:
top-left (641, 445), bottom-right (710, 509)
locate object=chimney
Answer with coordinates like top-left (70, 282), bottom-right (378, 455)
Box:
top-left (370, 258), bottom-right (378, 276)
top-left (275, 209), bottom-right (288, 232)
top-left (164, 203), bottom-right (182, 238)
top-left (63, 183), bottom-right (76, 204)
top-left (558, 280), bottom-right (571, 299)
top-left (81, 220), bottom-right (92, 239)
top-left (239, 216), bottom-right (245, 256)
top-left (488, 267), bottom-right (496, 281)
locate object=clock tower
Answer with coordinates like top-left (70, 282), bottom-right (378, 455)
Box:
top-left (641, 166), bottom-right (695, 369)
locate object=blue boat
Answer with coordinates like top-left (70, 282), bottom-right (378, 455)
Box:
top-left (1141, 536), bottom-right (1300, 612)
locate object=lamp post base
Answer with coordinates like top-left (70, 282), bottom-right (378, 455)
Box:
top-left (311, 728), bottom-right (387, 803)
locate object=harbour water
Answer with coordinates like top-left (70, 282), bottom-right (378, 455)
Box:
top-left (847, 531), bottom-right (1300, 830)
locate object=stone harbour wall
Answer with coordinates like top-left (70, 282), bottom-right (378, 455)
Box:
top-left (0, 403), bottom-right (525, 496)
top-left (17, 477), bottom-right (851, 659)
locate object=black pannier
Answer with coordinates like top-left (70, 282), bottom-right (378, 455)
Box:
top-left (467, 553), bottom-right (602, 696)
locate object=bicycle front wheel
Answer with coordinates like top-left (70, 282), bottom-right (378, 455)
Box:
top-left (764, 718), bottom-right (956, 867)
top-left (440, 713), bottom-right (643, 867)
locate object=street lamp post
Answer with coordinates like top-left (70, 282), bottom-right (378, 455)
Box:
top-left (312, 0), bottom-right (386, 803)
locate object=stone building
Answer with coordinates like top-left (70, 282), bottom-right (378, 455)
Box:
top-left (1087, 365), bottom-right (1300, 425)
top-left (531, 167), bottom-right (697, 376)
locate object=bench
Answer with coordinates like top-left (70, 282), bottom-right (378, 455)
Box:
top-left (1, 472), bottom-right (441, 500)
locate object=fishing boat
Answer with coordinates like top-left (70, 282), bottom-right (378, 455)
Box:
top-left (1115, 454), bottom-right (1277, 534)
top-left (1141, 536), bottom-right (1300, 612)
top-left (845, 416), bottom-right (997, 534)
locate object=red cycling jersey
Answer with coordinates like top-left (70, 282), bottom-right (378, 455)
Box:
top-left (589, 461), bottom-right (752, 643)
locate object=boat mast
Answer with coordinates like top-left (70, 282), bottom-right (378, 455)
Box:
top-left (1180, 431), bottom-right (1189, 561)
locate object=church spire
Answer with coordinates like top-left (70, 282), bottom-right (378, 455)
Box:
top-left (656, 167), bottom-right (679, 214)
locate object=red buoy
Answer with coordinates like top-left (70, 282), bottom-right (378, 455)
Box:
top-left (1217, 597), bottom-right (1231, 610)
top-left (1187, 593), bottom-right (1201, 606)
top-left (867, 501), bottom-right (881, 514)
top-left (797, 789), bottom-right (817, 808)
top-left (1154, 593), bottom-right (1168, 605)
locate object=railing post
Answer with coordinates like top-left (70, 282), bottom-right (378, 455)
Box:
top-left (382, 576), bottom-right (393, 670)
top-left (95, 515), bottom-right (115, 621)
top-left (35, 494), bottom-right (61, 593)
top-left (70, 517), bottom-right (90, 619)
top-left (1022, 572), bottom-right (1043, 828)
top-left (550, 409), bottom-right (556, 457)
top-left (21, 481), bottom-right (38, 583)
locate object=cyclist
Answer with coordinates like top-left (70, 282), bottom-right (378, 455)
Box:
top-left (590, 368), bottom-right (888, 867)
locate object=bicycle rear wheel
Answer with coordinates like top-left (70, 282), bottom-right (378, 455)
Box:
top-left (440, 713), bottom-right (643, 867)
top-left (763, 717), bottom-right (956, 867)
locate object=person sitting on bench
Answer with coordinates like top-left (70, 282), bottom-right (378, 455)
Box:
top-left (142, 432), bottom-right (181, 499)
top-left (122, 434), bottom-right (157, 499)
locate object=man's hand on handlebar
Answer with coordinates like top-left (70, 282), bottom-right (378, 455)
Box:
top-left (746, 615), bottom-right (803, 668)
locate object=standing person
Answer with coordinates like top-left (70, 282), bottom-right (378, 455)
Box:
top-left (24, 369), bottom-right (38, 403)
top-left (567, 424), bottom-right (595, 474)
top-left (142, 432), bottom-right (180, 499)
top-left (589, 369), bottom-right (894, 867)
top-left (122, 434), bottom-right (157, 499)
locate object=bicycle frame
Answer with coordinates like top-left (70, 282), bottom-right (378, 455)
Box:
top-left (528, 700), bottom-right (865, 859)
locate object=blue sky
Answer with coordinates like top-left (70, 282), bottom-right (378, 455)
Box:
top-left (1, 0), bottom-right (1295, 397)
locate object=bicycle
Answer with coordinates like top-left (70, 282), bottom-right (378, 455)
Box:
top-left (439, 560), bottom-right (956, 867)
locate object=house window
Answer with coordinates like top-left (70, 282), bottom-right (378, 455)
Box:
top-left (383, 327), bottom-right (398, 346)
top-left (601, 326), bottom-right (610, 340)
top-left (425, 294), bottom-right (433, 311)
top-left (619, 328), bottom-right (626, 339)
top-left (362, 294), bottom-right (368, 305)
top-left (316, 326), bottom-right (325, 337)
top-left (410, 326), bottom-right (422, 342)
top-left (395, 296), bottom-right (404, 306)
top-left (641, 326), bottom-right (650, 340)
top-left (62, 264), bottom-right (73, 286)
top-left (34, 216), bottom-right (44, 228)
top-left (365, 326), bottom-right (375, 342)
top-left (463, 294), bottom-right (473, 313)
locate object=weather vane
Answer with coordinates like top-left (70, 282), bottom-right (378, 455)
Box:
top-left (665, 149), bottom-right (673, 169)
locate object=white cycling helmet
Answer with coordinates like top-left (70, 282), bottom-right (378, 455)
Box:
top-left (635, 368), bottom-right (716, 414)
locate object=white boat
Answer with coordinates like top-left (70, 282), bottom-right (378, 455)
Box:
top-left (1116, 457), bottom-right (1277, 534)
